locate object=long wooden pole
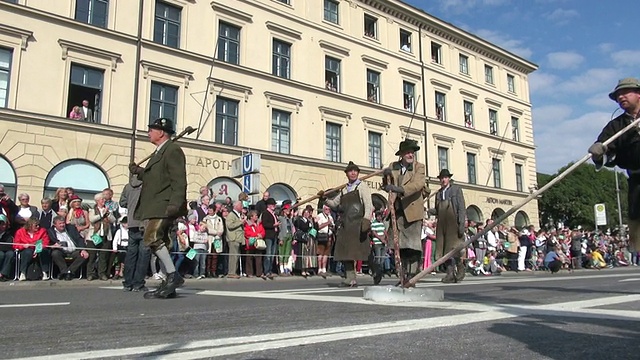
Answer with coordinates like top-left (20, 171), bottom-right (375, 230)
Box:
top-left (406, 116), bottom-right (640, 288)
top-left (293, 168), bottom-right (385, 209)
top-left (386, 175), bottom-right (405, 287)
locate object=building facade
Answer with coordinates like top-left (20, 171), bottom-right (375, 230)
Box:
top-left (0, 0), bottom-right (539, 226)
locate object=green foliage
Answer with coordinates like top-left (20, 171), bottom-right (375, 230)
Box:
top-left (537, 162), bottom-right (628, 230)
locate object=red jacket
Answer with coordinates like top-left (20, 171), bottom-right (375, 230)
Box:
top-left (13, 228), bottom-right (50, 251)
top-left (244, 222), bottom-right (265, 250)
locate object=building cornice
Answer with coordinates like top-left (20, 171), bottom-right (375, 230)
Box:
top-left (0, 24), bottom-right (33, 50)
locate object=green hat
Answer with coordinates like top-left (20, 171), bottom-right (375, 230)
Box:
top-left (395, 139), bottom-right (420, 156)
top-left (344, 161), bottom-right (360, 173)
top-left (148, 117), bottom-right (176, 134)
top-left (609, 77), bottom-right (640, 100)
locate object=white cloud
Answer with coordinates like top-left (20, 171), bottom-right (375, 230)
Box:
top-left (611, 50), bottom-right (640, 67)
top-left (557, 68), bottom-right (621, 94)
top-left (475, 29), bottom-right (533, 58)
top-left (597, 43), bottom-right (615, 53)
top-left (585, 93), bottom-right (618, 109)
top-left (529, 72), bottom-right (558, 96)
top-left (546, 51), bottom-right (584, 69)
top-left (436, 0), bottom-right (510, 13)
top-left (534, 111), bottom-right (611, 174)
top-left (545, 8), bottom-right (579, 24)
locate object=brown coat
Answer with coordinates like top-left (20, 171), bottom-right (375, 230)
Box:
top-left (386, 161), bottom-right (427, 223)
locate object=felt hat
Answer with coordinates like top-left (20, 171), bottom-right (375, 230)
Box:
top-left (148, 117), bottom-right (176, 134)
top-left (395, 139), bottom-right (421, 156)
top-left (608, 77), bottom-right (640, 100)
top-left (265, 198), bottom-right (277, 206)
top-left (69, 195), bottom-right (82, 203)
top-left (437, 169), bottom-right (453, 179)
top-left (344, 161), bottom-right (360, 173)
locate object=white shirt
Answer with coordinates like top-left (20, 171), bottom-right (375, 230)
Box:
top-left (54, 229), bottom-right (76, 253)
top-left (486, 230), bottom-right (498, 250)
top-left (18, 207), bottom-right (32, 220)
top-left (82, 106), bottom-right (88, 117)
top-left (112, 225), bottom-right (129, 249)
top-left (316, 212), bottom-right (333, 235)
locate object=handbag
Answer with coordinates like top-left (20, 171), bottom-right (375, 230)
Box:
top-left (294, 230), bottom-right (308, 244)
top-left (255, 238), bottom-right (267, 250)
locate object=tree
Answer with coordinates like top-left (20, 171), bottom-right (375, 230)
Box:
top-left (537, 162), bottom-right (628, 230)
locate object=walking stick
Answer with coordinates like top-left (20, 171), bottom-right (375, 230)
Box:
top-left (293, 168), bottom-right (385, 209)
top-left (135, 126), bottom-right (198, 166)
top-left (405, 116), bottom-right (640, 288)
top-left (386, 175), bottom-right (405, 287)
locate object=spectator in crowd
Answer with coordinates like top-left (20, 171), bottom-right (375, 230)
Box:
top-left (119, 173), bottom-right (149, 292)
top-left (174, 218), bottom-right (190, 276)
top-left (506, 226), bottom-right (520, 271)
top-left (518, 228), bottom-right (531, 271)
top-left (14, 218), bottom-right (50, 281)
top-left (278, 203), bottom-right (294, 276)
top-left (293, 208), bottom-right (316, 277)
top-left (66, 195), bottom-right (90, 242)
top-left (38, 198), bottom-right (55, 230)
top-left (369, 211), bottom-right (387, 284)
top-left (15, 193), bottom-right (39, 228)
top-left (69, 106), bottom-right (83, 120)
top-left (260, 198), bottom-right (279, 278)
top-left (195, 195), bottom-right (210, 223)
top-left (196, 186), bottom-right (210, 206)
top-left (0, 214), bottom-right (15, 281)
top-left (225, 201), bottom-right (246, 279)
top-left (192, 220), bottom-right (210, 280)
top-left (112, 216), bottom-right (129, 280)
top-left (48, 216), bottom-right (88, 280)
top-left (544, 245), bottom-right (563, 273)
top-left (315, 204), bottom-right (334, 278)
top-left (244, 210), bottom-right (265, 279)
top-left (254, 191), bottom-right (270, 215)
top-left (0, 184), bottom-right (18, 233)
top-left (51, 187), bottom-right (70, 215)
top-left (204, 204), bottom-right (224, 278)
top-left (87, 192), bottom-right (116, 281)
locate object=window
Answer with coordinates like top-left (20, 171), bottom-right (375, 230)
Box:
top-left (366, 69), bottom-right (380, 103)
top-left (150, 82), bottom-right (177, 126)
top-left (467, 153), bottom-right (477, 185)
top-left (515, 164), bottom-right (523, 192)
top-left (271, 110), bottom-right (290, 154)
top-left (431, 42), bottom-right (442, 64)
top-left (364, 14), bottom-right (377, 39)
top-left (217, 22), bottom-right (240, 65)
top-left (492, 158), bottom-right (501, 188)
top-left (215, 97), bottom-right (238, 145)
top-left (400, 30), bottom-right (412, 52)
top-left (324, 0), bottom-right (339, 24)
top-left (154, 1), bottom-right (181, 48)
top-left (437, 146), bottom-right (449, 172)
top-left (0, 48), bottom-right (11, 108)
top-left (272, 39), bottom-right (291, 79)
top-left (484, 65), bottom-right (494, 84)
top-left (368, 132), bottom-right (382, 169)
top-left (44, 160), bottom-right (109, 205)
top-left (326, 122), bottom-right (341, 162)
top-left (276, 0), bottom-right (289, 3)
top-left (68, 64), bottom-right (104, 123)
top-left (435, 91), bottom-right (446, 121)
top-left (2, 0), bottom-right (18, 3)
top-left (325, 56), bottom-right (340, 92)
top-left (507, 74), bottom-right (516, 93)
top-left (463, 100), bottom-right (474, 128)
top-left (489, 109), bottom-right (498, 136)
top-left (459, 54), bottom-right (469, 74)
top-left (75, 0), bottom-right (108, 28)
top-left (403, 81), bottom-right (415, 111)
top-left (512, 116), bottom-right (520, 141)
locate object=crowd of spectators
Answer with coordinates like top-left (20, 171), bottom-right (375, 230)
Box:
top-left (0, 182), bottom-right (634, 284)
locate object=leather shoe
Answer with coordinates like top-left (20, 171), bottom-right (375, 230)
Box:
top-left (64, 273), bottom-right (74, 281)
top-left (133, 286), bottom-right (148, 292)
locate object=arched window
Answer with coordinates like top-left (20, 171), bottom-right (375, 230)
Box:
top-left (515, 211), bottom-right (530, 228)
top-left (491, 208), bottom-right (506, 223)
top-left (44, 160), bottom-right (109, 204)
top-left (266, 183), bottom-right (298, 205)
top-left (208, 177), bottom-right (242, 204)
top-left (466, 205), bottom-right (483, 223)
top-left (0, 155), bottom-right (17, 199)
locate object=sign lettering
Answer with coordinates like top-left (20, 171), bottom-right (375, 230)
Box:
top-left (195, 157), bottom-right (232, 170)
top-left (486, 197), bottom-right (513, 206)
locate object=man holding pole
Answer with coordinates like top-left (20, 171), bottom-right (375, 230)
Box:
top-left (589, 77), bottom-right (640, 256)
top-left (129, 117), bottom-right (187, 299)
top-left (430, 169), bottom-right (466, 283)
top-left (382, 139), bottom-right (428, 285)
top-left (322, 161), bottom-right (373, 288)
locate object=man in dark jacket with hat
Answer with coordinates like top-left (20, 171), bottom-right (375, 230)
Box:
top-left (129, 117), bottom-right (187, 299)
top-left (323, 161), bottom-right (373, 287)
top-left (429, 169), bottom-right (466, 283)
top-left (589, 78), bottom-right (640, 255)
top-left (382, 139), bottom-right (428, 285)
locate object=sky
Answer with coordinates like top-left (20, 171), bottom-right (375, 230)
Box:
top-left (405, 0), bottom-right (636, 174)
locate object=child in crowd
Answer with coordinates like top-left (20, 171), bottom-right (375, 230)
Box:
top-left (112, 216), bottom-right (129, 280)
top-left (192, 221), bottom-right (210, 279)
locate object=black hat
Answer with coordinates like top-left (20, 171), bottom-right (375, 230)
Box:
top-left (344, 161), bottom-right (360, 173)
top-left (395, 139), bottom-right (421, 156)
top-left (437, 169), bottom-right (453, 179)
top-left (266, 198), bottom-right (277, 206)
top-left (148, 117), bottom-right (175, 134)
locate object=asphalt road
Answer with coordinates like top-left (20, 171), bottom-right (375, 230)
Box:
top-left (1, 268), bottom-right (639, 359)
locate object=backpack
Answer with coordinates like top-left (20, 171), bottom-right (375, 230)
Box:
top-left (26, 261), bottom-right (42, 281)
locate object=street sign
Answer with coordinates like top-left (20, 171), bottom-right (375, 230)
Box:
top-left (594, 203), bottom-right (607, 226)
top-left (243, 174), bottom-right (260, 194)
top-left (231, 153), bottom-right (261, 178)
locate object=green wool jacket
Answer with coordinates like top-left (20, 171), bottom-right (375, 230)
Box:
top-left (134, 141), bottom-right (188, 220)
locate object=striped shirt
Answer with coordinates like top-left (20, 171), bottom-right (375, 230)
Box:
top-left (371, 220), bottom-right (386, 245)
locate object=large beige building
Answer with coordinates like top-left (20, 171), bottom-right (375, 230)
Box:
top-left (0, 0), bottom-right (539, 226)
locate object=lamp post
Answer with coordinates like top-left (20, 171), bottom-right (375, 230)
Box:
top-left (615, 169), bottom-right (625, 238)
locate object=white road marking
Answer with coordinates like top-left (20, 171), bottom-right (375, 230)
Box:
top-left (0, 302), bottom-right (70, 308)
top-left (16, 294), bottom-right (640, 360)
top-left (619, 278), bottom-right (640, 282)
